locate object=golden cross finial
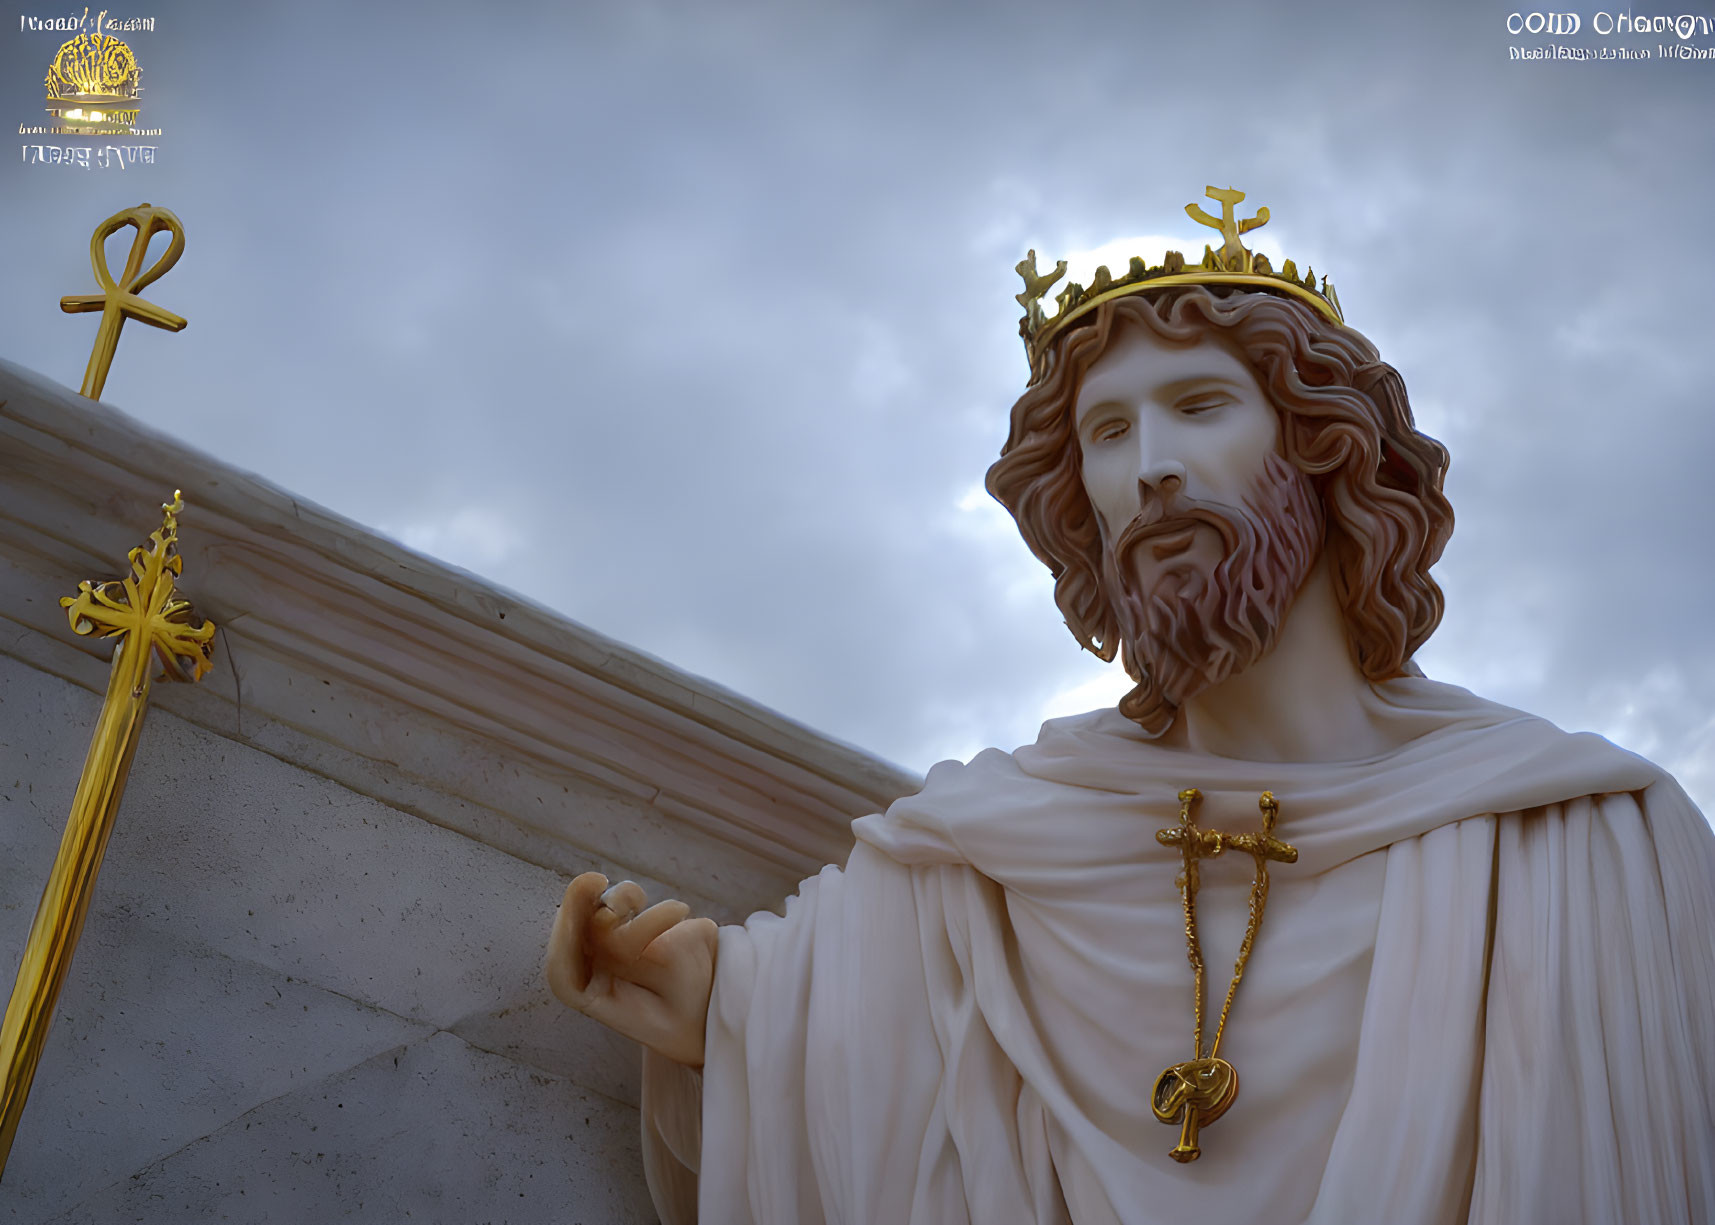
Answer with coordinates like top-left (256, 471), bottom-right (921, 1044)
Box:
top-left (1013, 249), bottom-right (1068, 331)
top-left (59, 203), bottom-right (188, 400)
top-left (1184, 185), bottom-right (1270, 273)
top-left (1, 492), bottom-right (214, 1176)
top-left (59, 490), bottom-right (216, 682)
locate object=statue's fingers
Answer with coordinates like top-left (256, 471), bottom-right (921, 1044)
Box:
top-left (610, 898), bottom-right (691, 964)
top-left (626, 914), bottom-right (717, 997)
top-left (545, 872), bottom-right (609, 1000)
top-left (600, 879), bottom-right (648, 922)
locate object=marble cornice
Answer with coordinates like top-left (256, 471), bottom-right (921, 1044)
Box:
top-left (0, 358), bottom-right (923, 909)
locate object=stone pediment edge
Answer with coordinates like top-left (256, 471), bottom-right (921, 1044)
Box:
top-left (0, 359), bottom-right (924, 878)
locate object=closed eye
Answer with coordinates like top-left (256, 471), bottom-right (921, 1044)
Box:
top-left (1179, 394), bottom-right (1233, 416)
top-left (1090, 419), bottom-right (1129, 443)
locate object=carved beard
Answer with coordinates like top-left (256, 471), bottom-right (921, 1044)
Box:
top-left (1100, 451), bottom-right (1325, 735)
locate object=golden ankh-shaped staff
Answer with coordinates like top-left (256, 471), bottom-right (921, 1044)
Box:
top-left (59, 202), bottom-right (188, 400)
top-left (0, 492), bottom-right (215, 1179)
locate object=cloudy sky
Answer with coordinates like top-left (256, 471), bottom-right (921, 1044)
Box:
top-left (3, 0), bottom-right (1711, 815)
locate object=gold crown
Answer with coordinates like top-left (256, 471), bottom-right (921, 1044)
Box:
top-left (1017, 186), bottom-right (1343, 384)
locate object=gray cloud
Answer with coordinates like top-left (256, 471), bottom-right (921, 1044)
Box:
top-left (3, 0), bottom-right (1710, 812)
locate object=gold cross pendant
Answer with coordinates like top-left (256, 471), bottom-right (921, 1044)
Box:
top-left (1150, 788), bottom-right (1297, 1162)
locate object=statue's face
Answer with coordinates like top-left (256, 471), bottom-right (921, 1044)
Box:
top-left (1073, 321), bottom-right (1282, 569)
top-left (1071, 317), bottom-right (1324, 714)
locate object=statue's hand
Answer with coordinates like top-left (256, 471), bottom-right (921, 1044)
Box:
top-left (544, 873), bottom-right (718, 1068)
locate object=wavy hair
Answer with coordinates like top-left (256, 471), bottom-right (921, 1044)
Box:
top-left (985, 287), bottom-right (1454, 695)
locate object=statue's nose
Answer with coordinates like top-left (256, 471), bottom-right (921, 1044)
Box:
top-left (1137, 465), bottom-right (1187, 504)
top-left (1132, 416), bottom-right (1188, 498)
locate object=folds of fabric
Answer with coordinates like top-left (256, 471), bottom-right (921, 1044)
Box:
top-left (1471, 781), bottom-right (1715, 1224)
top-left (1307, 816), bottom-right (1498, 1225)
top-left (638, 682), bottom-right (1714, 1224)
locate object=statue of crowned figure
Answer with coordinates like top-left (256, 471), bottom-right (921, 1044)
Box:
top-left (543, 186), bottom-right (1715, 1224)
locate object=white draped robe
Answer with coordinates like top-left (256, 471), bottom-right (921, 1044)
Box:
top-left (640, 678), bottom-right (1715, 1224)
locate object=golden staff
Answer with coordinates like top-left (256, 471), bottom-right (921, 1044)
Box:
top-left (59, 202), bottom-right (187, 400)
top-left (0, 494), bottom-right (216, 1178)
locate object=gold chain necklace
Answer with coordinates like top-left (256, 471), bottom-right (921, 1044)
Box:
top-left (1151, 787), bottom-right (1298, 1163)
